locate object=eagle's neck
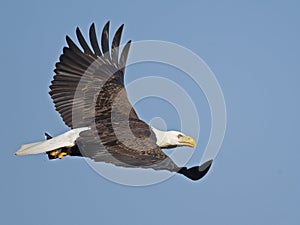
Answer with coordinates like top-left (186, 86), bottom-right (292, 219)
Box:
top-left (150, 127), bottom-right (171, 148)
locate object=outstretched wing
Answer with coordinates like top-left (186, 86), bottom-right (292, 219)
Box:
top-left (49, 22), bottom-right (182, 173)
top-left (49, 22), bottom-right (137, 128)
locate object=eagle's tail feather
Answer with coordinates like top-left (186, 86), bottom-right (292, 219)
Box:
top-left (15, 127), bottom-right (90, 156)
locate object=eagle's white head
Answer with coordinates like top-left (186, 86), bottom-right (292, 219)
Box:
top-left (151, 127), bottom-right (196, 149)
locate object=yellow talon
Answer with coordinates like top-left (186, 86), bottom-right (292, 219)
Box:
top-left (50, 151), bottom-right (57, 157)
top-left (58, 152), bottom-right (67, 159)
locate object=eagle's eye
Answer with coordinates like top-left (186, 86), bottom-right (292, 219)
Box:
top-left (177, 134), bottom-right (183, 138)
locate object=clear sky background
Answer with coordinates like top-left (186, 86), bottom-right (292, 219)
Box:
top-left (1, 1), bottom-right (299, 224)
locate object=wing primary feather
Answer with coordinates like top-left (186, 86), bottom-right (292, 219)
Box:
top-left (66, 36), bottom-right (82, 54)
top-left (76, 27), bottom-right (93, 55)
top-left (101, 21), bottom-right (110, 59)
top-left (89, 23), bottom-right (102, 56)
top-left (119, 40), bottom-right (131, 72)
top-left (111, 24), bottom-right (124, 64)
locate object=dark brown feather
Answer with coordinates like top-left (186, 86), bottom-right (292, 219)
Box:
top-left (101, 21), bottom-right (110, 59)
top-left (119, 40), bottom-right (131, 74)
top-left (89, 23), bottom-right (102, 56)
top-left (111, 24), bottom-right (124, 64)
top-left (76, 27), bottom-right (93, 55)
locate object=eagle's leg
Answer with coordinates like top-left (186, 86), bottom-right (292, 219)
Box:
top-left (45, 133), bottom-right (70, 159)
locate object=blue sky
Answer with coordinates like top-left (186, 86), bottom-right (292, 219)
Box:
top-left (1, 0), bottom-right (300, 224)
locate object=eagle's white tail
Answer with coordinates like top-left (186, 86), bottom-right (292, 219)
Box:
top-left (15, 127), bottom-right (90, 156)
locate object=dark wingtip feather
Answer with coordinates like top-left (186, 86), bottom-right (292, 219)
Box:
top-left (66, 35), bottom-right (71, 43)
top-left (89, 23), bottom-right (102, 56)
top-left (101, 21), bottom-right (110, 59)
top-left (76, 27), bottom-right (93, 55)
top-left (178, 160), bottom-right (213, 181)
top-left (111, 24), bottom-right (124, 64)
top-left (66, 35), bottom-right (82, 54)
top-left (119, 40), bottom-right (131, 72)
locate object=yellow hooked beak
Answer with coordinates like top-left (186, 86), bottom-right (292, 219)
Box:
top-left (178, 135), bottom-right (196, 148)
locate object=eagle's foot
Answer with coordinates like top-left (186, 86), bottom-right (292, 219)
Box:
top-left (58, 152), bottom-right (67, 159)
top-left (48, 149), bottom-right (68, 159)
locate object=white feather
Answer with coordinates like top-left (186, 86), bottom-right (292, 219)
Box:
top-left (15, 127), bottom-right (90, 156)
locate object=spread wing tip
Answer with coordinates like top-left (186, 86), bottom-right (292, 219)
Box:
top-left (178, 160), bottom-right (213, 181)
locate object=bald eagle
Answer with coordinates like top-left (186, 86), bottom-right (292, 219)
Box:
top-left (16, 22), bottom-right (212, 181)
